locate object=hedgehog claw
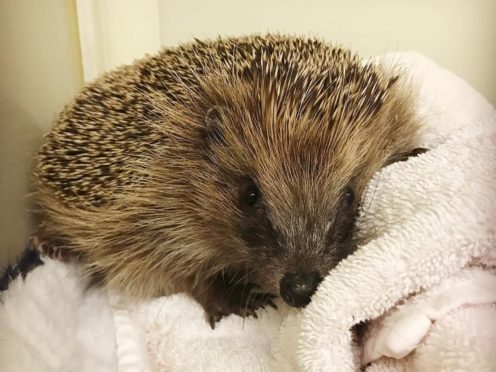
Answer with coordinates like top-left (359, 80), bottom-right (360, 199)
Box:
top-left (194, 277), bottom-right (278, 328)
top-left (208, 315), bottom-right (217, 329)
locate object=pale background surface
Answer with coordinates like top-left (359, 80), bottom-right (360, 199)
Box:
top-left (0, 0), bottom-right (82, 266)
top-left (0, 0), bottom-right (495, 266)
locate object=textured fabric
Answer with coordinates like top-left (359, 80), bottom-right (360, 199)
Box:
top-left (0, 258), bottom-right (117, 372)
top-left (363, 268), bottom-right (496, 371)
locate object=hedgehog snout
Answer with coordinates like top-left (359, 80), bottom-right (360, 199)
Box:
top-left (279, 271), bottom-right (322, 308)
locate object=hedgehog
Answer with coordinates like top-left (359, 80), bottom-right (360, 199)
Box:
top-left (33, 34), bottom-right (424, 326)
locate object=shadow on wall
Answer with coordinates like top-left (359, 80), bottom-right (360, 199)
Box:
top-left (0, 97), bottom-right (45, 266)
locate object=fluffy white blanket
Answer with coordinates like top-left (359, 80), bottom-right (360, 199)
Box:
top-left (1, 52), bottom-right (495, 372)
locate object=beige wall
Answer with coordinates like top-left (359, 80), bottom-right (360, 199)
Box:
top-left (158, 0), bottom-right (496, 105)
top-left (0, 0), bottom-right (83, 266)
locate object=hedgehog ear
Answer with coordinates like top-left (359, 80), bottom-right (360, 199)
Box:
top-left (204, 106), bottom-right (224, 145)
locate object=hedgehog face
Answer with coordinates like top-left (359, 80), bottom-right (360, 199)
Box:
top-left (200, 104), bottom-right (366, 308)
top-left (235, 174), bottom-right (360, 308)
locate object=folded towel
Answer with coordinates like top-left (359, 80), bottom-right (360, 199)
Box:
top-left (363, 268), bottom-right (496, 371)
top-left (1, 52), bottom-right (494, 372)
top-left (0, 257), bottom-right (117, 372)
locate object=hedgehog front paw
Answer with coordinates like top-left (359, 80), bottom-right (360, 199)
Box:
top-left (192, 275), bottom-right (277, 329)
top-left (204, 287), bottom-right (277, 329)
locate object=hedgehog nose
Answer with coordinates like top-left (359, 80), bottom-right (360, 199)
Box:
top-left (279, 271), bottom-right (322, 308)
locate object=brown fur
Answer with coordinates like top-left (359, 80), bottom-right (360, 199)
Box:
top-left (33, 34), bottom-right (421, 322)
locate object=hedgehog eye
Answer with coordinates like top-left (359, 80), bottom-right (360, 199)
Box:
top-left (244, 185), bottom-right (260, 206)
top-left (342, 186), bottom-right (355, 207)
top-left (240, 178), bottom-right (260, 208)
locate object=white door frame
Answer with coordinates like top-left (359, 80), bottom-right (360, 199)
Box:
top-left (76, 0), bottom-right (161, 82)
